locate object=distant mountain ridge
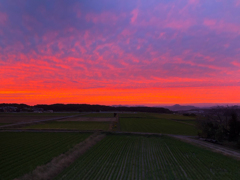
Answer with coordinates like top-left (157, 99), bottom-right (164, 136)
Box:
top-left (164, 104), bottom-right (199, 111)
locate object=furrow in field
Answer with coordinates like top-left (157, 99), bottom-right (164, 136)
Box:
top-left (155, 139), bottom-right (170, 179)
top-left (149, 139), bottom-right (163, 180)
top-left (148, 138), bottom-right (158, 180)
top-left (93, 137), bottom-right (127, 180)
top-left (105, 138), bottom-right (128, 180)
top-left (55, 135), bottom-right (240, 180)
top-left (170, 142), bottom-right (208, 179)
top-left (114, 138), bottom-right (130, 180)
top-left (160, 143), bottom-right (178, 179)
top-left (1, 135), bottom-right (81, 170)
top-left (164, 143), bottom-right (188, 179)
top-left (119, 138), bottom-right (133, 180)
top-left (68, 137), bottom-right (114, 180)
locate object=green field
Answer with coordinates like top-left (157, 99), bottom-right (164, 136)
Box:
top-left (56, 135), bottom-right (240, 180)
top-left (119, 112), bottom-right (153, 118)
top-left (152, 113), bottom-right (196, 120)
top-left (176, 120), bottom-right (197, 126)
top-left (82, 113), bottom-right (114, 118)
top-left (119, 113), bottom-right (196, 120)
top-left (23, 121), bottom-right (110, 131)
top-left (0, 113), bottom-right (80, 124)
top-left (0, 112), bottom-right (80, 116)
top-left (0, 132), bottom-right (90, 180)
top-left (0, 123), bottom-right (9, 126)
top-left (120, 117), bottom-right (197, 135)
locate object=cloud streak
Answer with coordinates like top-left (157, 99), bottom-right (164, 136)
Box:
top-left (0, 0), bottom-right (239, 105)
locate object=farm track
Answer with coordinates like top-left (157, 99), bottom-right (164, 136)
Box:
top-left (169, 134), bottom-right (240, 160)
top-left (0, 113), bottom-right (90, 129)
top-left (0, 132), bottom-right (91, 180)
top-left (16, 132), bottom-right (105, 180)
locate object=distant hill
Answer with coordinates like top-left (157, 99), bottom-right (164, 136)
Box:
top-left (164, 104), bottom-right (199, 111)
top-left (0, 103), bottom-right (171, 113)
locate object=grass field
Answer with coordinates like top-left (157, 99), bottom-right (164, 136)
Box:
top-left (119, 113), bottom-right (196, 120)
top-left (0, 113), bottom-right (80, 124)
top-left (118, 112), bottom-right (152, 118)
top-left (120, 117), bottom-right (198, 135)
top-left (56, 135), bottom-right (240, 180)
top-left (0, 123), bottom-right (9, 126)
top-left (0, 132), bottom-right (90, 180)
top-left (81, 113), bottom-right (114, 118)
top-left (23, 121), bottom-right (110, 131)
top-left (176, 120), bottom-right (197, 126)
top-left (61, 116), bottom-right (115, 122)
top-left (152, 113), bottom-right (196, 120)
top-left (0, 112), bottom-right (80, 117)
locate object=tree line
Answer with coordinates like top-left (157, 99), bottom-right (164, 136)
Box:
top-left (197, 106), bottom-right (240, 147)
top-left (0, 103), bottom-right (171, 114)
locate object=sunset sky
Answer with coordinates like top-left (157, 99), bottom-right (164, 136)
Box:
top-left (0, 0), bottom-right (240, 106)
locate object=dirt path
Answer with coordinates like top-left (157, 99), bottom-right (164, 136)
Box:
top-left (0, 114), bottom-right (87, 129)
top-left (169, 134), bottom-right (240, 160)
top-left (15, 132), bottom-right (106, 180)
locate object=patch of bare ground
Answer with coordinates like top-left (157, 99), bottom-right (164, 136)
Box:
top-left (169, 134), bottom-right (240, 160)
top-left (57, 117), bottom-right (116, 122)
top-left (14, 132), bottom-right (106, 180)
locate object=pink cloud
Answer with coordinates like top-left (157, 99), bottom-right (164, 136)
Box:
top-left (204, 19), bottom-right (240, 35)
top-left (131, 9), bottom-right (138, 24)
top-left (232, 61), bottom-right (240, 68)
top-left (188, 0), bottom-right (200, 4)
top-left (134, 3), bottom-right (196, 31)
top-left (235, 0), bottom-right (240, 6)
top-left (165, 19), bottom-right (195, 30)
top-left (203, 19), bottom-right (216, 26)
top-left (0, 12), bottom-right (7, 25)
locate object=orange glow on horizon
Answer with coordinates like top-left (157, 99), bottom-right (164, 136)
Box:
top-left (1, 86), bottom-right (239, 106)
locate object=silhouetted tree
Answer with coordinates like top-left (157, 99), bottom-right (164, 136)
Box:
top-left (197, 106), bottom-right (240, 146)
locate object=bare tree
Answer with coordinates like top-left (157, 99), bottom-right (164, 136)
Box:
top-left (197, 106), bottom-right (240, 145)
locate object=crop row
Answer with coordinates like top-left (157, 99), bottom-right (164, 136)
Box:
top-left (22, 121), bottom-right (110, 130)
top-left (0, 132), bottom-right (90, 180)
top-left (120, 117), bottom-right (197, 135)
top-left (56, 135), bottom-right (240, 180)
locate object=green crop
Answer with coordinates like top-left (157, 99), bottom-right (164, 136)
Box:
top-left (81, 113), bottom-right (114, 118)
top-left (0, 132), bottom-right (90, 180)
top-left (120, 117), bottom-right (198, 135)
top-left (22, 121), bottom-right (110, 130)
top-left (56, 135), bottom-right (240, 180)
